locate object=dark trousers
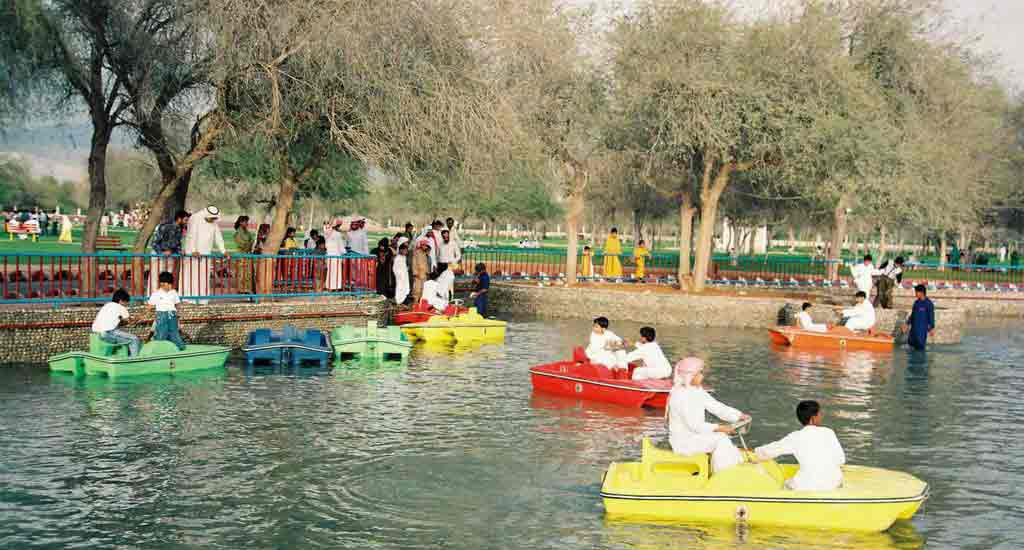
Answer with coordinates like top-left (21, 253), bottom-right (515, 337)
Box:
top-left (873, 278), bottom-right (895, 309)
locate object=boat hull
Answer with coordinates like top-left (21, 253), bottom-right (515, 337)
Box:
top-left (601, 439), bottom-right (927, 532)
top-left (332, 322), bottom-right (413, 361)
top-left (770, 327), bottom-right (894, 352)
top-left (48, 345), bottom-right (231, 378)
top-left (401, 310), bottom-right (506, 344)
top-left (530, 360), bottom-right (670, 408)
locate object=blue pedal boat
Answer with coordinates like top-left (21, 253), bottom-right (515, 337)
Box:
top-left (242, 325), bottom-right (332, 368)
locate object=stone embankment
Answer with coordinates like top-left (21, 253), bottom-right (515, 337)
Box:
top-left (1, 296), bottom-right (389, 364)
top-left (490, 283), bottom-right (966, 344)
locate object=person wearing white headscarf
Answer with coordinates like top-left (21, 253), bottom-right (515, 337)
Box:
top-left (393, 240), bottom-right (410, 304)
top-left (181, 206), bottom-right (227, 304)
top-left (666, 358), bottom-right (750, 473)
top-left (325, 218), bottom-right (346, 290)
top-left (346, 219), bottom-right (370, 255)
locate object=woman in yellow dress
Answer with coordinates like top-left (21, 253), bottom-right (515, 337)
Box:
top-left (580, 246), bottom-right (594, 278)
top-left (634, 239), bottom-right (650, 279)
top-left (603, 228), bottom-right (623, 277)
top-left (58, 215), bottom-right (73, 243)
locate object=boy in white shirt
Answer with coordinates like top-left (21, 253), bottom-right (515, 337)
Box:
top-left (754, 400), bottom-right (846, 491)
top-left (148, 271), bottom-right (186, 350)
top-left (623, 326), bottom-right (672, 380)
top-left (92, 289), bottom-right (140, 356)
top-left (838, 291), bottom-right (876, 334)
top-left (585, 317), bottom-right (627, 369)
top-left (795, 302), bottom-right (829, 333)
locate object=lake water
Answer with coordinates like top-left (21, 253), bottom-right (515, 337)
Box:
top-left (1, 318), bottom-right (1021, 549)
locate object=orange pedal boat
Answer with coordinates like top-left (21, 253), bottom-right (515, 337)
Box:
top-left (770, 326), bottom-right (894, 352)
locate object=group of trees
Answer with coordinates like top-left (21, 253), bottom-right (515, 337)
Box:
top-left (3, 0), bottom-right (1021, 291)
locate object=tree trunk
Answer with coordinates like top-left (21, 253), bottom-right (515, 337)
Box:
top-left (827, 196), bottom-right (848, 281)
top-left (939, 234), bottom-right (948, 272)
top-left (564, 166), bottom-right (586, 285)
top-left (678, 192), bottom-right (695, 281)
top-left (81, 126), bottom-right (112, 254)
top-left (787, 226), bottom-right (796, 252)
top-left (878, 226), bottom-right (887, 260)
top-left (693, 160), bottom-right (736, 292)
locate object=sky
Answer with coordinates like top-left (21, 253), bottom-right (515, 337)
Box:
top-left (947, 0), bottom-right (1024, 91)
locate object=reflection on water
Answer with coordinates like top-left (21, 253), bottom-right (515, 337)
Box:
top-left (0, 318), bottom-right (1021, 549)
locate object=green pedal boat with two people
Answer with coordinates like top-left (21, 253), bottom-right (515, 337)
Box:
top-left (49, 334), bottom-right (231, 378)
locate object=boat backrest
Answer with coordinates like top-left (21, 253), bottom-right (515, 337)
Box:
top-left (331, 325), bottom-right (352, 341)
top-left (248, 329), bottom-right (272, 346)
top-left (303, 329), bottom-right (324, 347)
top-left (386, 325), bottom-right (404, 341)
top-left (140, 340), bottom-right (180, 357)
top-left (89, 333), bottom-right (130, 357)
top-left (642, 438), bottom-right (709, 481)
top-left (282, 325), bottom-right (300, 343)
top-left (572, 347), bottom-right (588, 363)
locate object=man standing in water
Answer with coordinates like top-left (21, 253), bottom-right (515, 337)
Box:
top-left (902, 284), bottom-right (935, 350)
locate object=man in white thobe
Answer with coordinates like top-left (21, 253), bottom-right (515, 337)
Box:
top-left (849, 254), bottom-right (881, 296)
top-left (795, 303), bottom-right (828, 333)
top-left (393, 242), bottom-right (410, 304)
top-left (181, 206), bottom-right (228, 304)
top-left (346, 219), bottom-right (370, 255)
top-left (325, 220), bottom-right (346, 290)
top-left (436, 263), bottom-right (455, 302)
top-left (841, 291), bottom-right (876, 332)
top-left (623, 327), bottom-right (673, 380)
top-left (445, 217), bottom-right (461, 249)
top-left (755, 400), bottom-right (846, 491)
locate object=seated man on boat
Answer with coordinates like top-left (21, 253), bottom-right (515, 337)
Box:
top-left (92, 289), bottom-right (141, 356)
top-left (420, 269), bottom-right (450, 313)
top-left (795, 302), bottom-right (830, 333)
top-left (754, 400), bottom-right (846, 491)
top-left (585, 316), bottom-right (627, 369)
top-left (667, 358), bottom-right (750, 473)
top-left (622, 326), bottom-right (672, 380)
top-left (834, 291), bottom-right (877, 335)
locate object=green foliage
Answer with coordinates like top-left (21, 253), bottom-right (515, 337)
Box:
top-left (0, 158), bottom-right (81, 211)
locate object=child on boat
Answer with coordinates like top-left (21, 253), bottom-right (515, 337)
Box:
top-left (622, 326), bottom-right (672, 380)
top-left (838, 291), bottom-right (876, 334)
top-left (91, 289), bottom-right (140, 356)
top-left (148, 271), bottom-right (186, 351)
top-left (666, 358), bottom-right (750, 473)
top-left (754, 400), bottom-right (846, 491)
top-left (795, 302), bottom-right (829, 333)
top-left (585, 316), bottom-right (626, 368)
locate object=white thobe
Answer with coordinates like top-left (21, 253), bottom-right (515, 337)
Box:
top-left (585, 330), bottom-right (627, 369)
top-left (437, 268), bottom-right (455, 301)
top-left (421, 279), bottom-right (447, 311)
top-left (668, 386), bottom-right (744, 473)
top-left (347, 229), bottom-right (369, 255)
top-left (181, 216), bottom-right (226, 303)
top-left (796, 311), bottom-right (828, 333)
top-left (755, 425), bottom-right (846, 491)
top-left (393, 254), bottom-right (410, 304)
top-left (325, 230), bottom-right (346, 290)
top-left (842, 301), bottom-right (876, 331)
top-left (850, 262), bottom-right (879, 294)
top-left (624, 341), bottom-right (673, 380)
top-left (439, 240), bottom-right (461, 265)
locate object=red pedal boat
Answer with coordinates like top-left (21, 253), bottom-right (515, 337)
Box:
top-left (770, 326), bottom-right (894, 352)
top-left (393, 302), bottom-right (469, 325)
top-left (529, 348), bottom-right (671, 408)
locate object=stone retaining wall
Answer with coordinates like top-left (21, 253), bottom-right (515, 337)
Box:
top-left (1, 296), bottom-right (389, 364)
top-left (491, 283), bottom-right (964, 344)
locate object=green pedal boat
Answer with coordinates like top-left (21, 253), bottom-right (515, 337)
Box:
top-left (331, 321), bottom-right (413, 362)
top-left (49, 334), bottom-right (231, 378)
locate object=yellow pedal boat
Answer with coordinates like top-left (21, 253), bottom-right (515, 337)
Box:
top-left (601, 437), bottom-right (927, 532)
top-left (400, 308), bottom-right (506, 344)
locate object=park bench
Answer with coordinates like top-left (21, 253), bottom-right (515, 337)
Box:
top-left (95, 236), bottom-right (125, 251)
top-left (5, 221), bottom-right (41, 242)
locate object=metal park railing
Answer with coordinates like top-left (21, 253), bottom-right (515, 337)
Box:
top-left (0, 251), bottom-right (377, 304)
top-left (459, 246), bottom-right (1024, 291)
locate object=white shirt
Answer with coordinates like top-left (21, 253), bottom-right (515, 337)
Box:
top-left (347, 229), bottom-right (369, 255)
top-left (668, 386), bottom-right (742, 452)
top-left (842, 301), bottom-right (876, 331)
top-left (586, 330), bottom-right (622, 358)
top-left (623, 341), bottom-right (672, 378)
top-left (438, 240), bottom-right (461, 264)
top-left (755, 425), bottom-right (846, 491)
top-left (147, 289), bottom-right (181, 312)
top-left (92, 302), bottom-right (130, 333)
top-left (849, 262), bottom-right (878, 294)
top-left (183, 216), bottom-right (226, 255)
top-left (325, 230), bottom-right (346, 256)
top-left (437, 268), bottom-right (455, 297)
top-left (796, 311), bottom-right (828, 333)
top-left (421, 279), bottom-right (447, 311)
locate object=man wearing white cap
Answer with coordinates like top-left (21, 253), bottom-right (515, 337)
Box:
top-left (181, 206), bottom-right (228, 304)
top-left (325, 218), bottom-right (346, 290)
top-left (346, 219), bottom-right (370, 256)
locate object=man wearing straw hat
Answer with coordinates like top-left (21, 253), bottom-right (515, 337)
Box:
top-left (181, 206), bottom-right (228, 304)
